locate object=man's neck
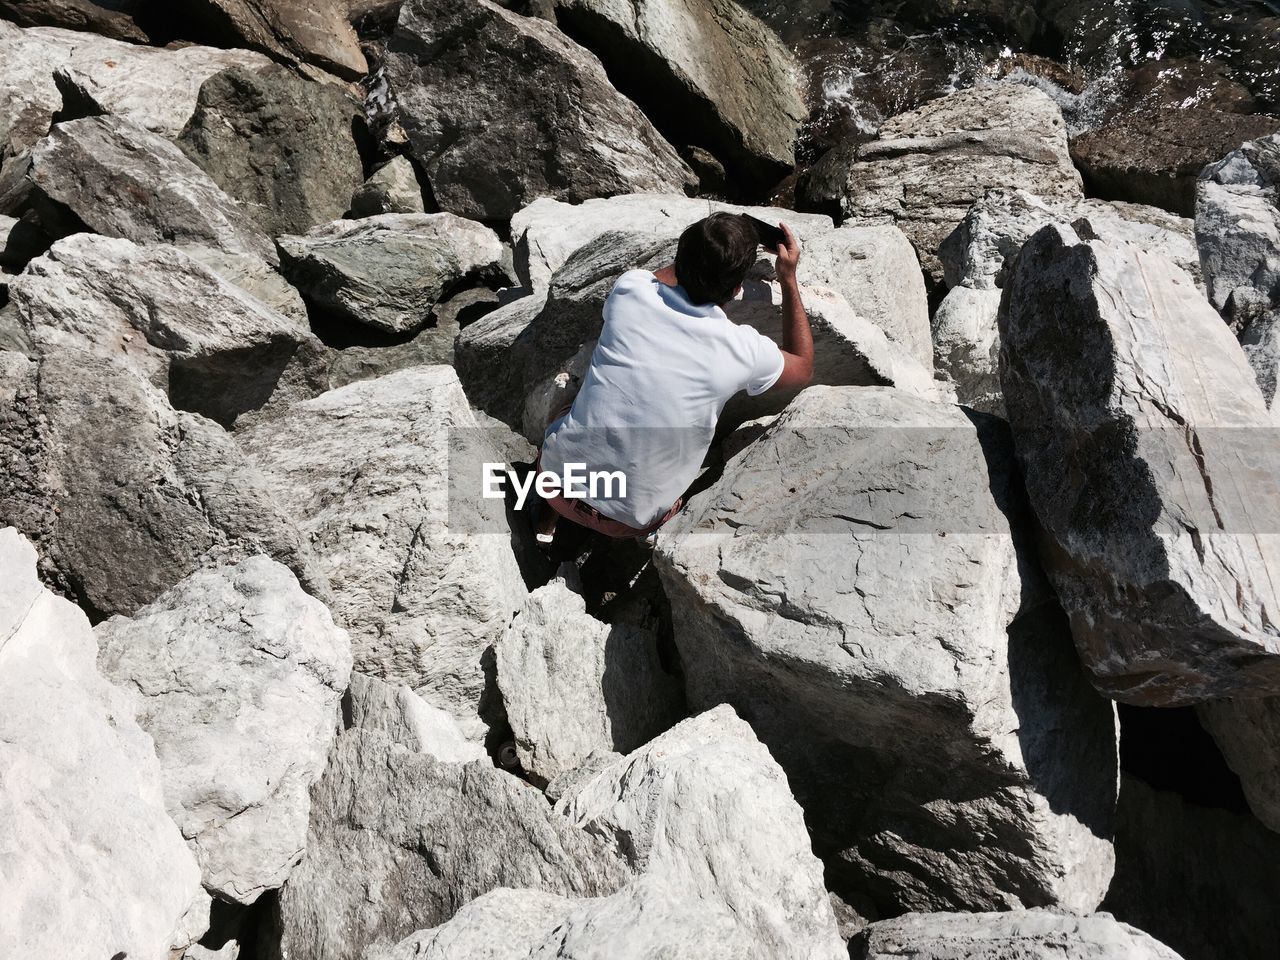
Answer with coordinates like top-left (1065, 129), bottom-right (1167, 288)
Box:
top-left (653, 265), bottom-right (678, 286)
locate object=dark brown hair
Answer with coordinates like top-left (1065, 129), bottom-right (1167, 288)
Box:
top-left (674, 213), bottom-right (758, 306)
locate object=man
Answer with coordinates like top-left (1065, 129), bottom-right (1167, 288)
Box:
top-left (536, 212), bottom-right (812, 541)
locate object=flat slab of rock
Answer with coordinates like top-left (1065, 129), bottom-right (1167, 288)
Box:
top-left (277, 213), bottom-right (505, 334)
top-left (30, 114), bottom-right (276, 262)
top-left (496, 579), bottom-right (684, 783)
top-left (384, 0), bottom-right (695, 221)
top-left (96, 557), bottom-right (353, 905)
top-left (999, 224), bottom-right (1280, 705)
top-left (0, 527), bottom-right (204, 957)
top-left (842, 82), bottom-right (1083, 282)
top-left (654, 386), bottom-right (1118, 913)
top-left (855, 910), bottom-right (1183, 960)
top-left (179, 64), bottom-right (366, 237)
top-left (275, 728), bottom-right (628, 960)
top-left (549, 0), bottom-right (805, 194)
top-left (238, 366), bottom-right (526, 740)
top-left (184, 0), bottom-right (367, 79)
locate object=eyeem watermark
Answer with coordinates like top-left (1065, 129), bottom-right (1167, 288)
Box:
top-left (482, 462), bottom-right (626, 510)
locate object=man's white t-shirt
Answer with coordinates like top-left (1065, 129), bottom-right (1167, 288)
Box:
top-left (540, 269), bottom-right (785, 528)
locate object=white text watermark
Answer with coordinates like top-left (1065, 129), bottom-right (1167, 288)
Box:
top-left (482, 463), bottom-right (627, 510)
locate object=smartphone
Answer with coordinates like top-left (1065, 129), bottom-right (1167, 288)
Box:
top-left (741, 214), bottom-right (787, 251)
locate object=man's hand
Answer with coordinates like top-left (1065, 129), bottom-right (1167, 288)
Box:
top-left (774, 223), bottom-right (802, 284)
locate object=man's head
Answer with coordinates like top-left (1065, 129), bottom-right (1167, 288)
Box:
top-left (674, 212), bottom-right (759, 306)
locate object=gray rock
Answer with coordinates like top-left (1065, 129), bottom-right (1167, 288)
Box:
top-left (510, 193), bottom-right (832, 293)
top-left (370, 706), bottom-right (846, 960)
top-left (998, 224), bottom-right (1280, 705)
top-left (277, 213), bottom-right (505, 334)
top-left (274, 728), bottom-right (629, 960)
top-left (842, 82), bottom-right (1083, 282)
top-left (548, 0), bottom-right (805, 194)
top-left (1195, 133), bottom-right (1279, 328)
top-left (30, 115), bottom-right (277, 263)
top-left (179, 65), bottom-right (366, 238)
top-left (96, 557), bottom-right (353, 905)
top-left (183, 0), bottom-right (368, 79)
top-left (238, 366), bottom-right (526, 740)
top-left (185, 246), bottom-right (310, 328)
top-left (0, 0), bottom-right (150, 41)
top-left (349, 156), bottom-right (426, 217)
top-left (1240, 310), bottom-right (1280, 408)
top-left (1198, 696), bottom-right (1280, 833)
top-left (855, 910), bottom-right (1183, 960)
top-left (496, 579), bottom-right (684, 783)
top-left (454, 291), bottom-right (548, 424)
top-left (384, 0), bottom-right (696, 221)
top-left (654, 386), bottom-right (1119, 913)
top-left (932, 286), bottom-right (1005, 414)
top-left (0, 527), bottom-right (205, 957)
top-left (345, 672), bottom-right (488, 763)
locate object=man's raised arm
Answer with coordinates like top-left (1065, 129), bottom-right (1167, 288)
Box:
top-left (771, 223), bottom-right (813, 391)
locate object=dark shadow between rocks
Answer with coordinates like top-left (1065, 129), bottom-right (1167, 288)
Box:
top-left (168, 340), bottom-right (302, 429)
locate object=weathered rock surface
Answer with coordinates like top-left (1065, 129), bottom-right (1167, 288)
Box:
top-left (854, 910), bottom-right (1183, 960)
top-left (548, 0), bottom-right (805, 194)
top-left (842, 82), bottom-right (1083, 282)
top-left (345, 672), bottom-right (488, 763)
top-left (0, 527), bottom-right (205, 957)
top-left (179, 65), bottom-right (366, 237)
top-left (933, 285), bottom-right (1006, 413)
top-left (349, 156), bottom-right (426, 217)
top-left (369, 707), bottom-right (846, 960)
top-left (1071, 108), bottom-right (1280, 216)
top-left (510, 193), bottom-right (832, 292)
top-left (238, 366), bottom-right (525, 740)
top-left (30, 115), bottom-right (277, 262)
top-left (999, 224), bottom-right (1280, 705)
top-left (184, 0), bottom-right (368, 79)
top-left (186, 246), bottom-right (310, 328)
top-left (384, 0), bottom-right (696, 221)
top-left (496, 579), bottom-right (684, 783)
top-left (1198, 697), bottom-right (1280, 834)
top-left (655, 387), bottom-right (1119, 913)
top-left (277, 213), bottom-right (505, 334)
top-left (0, 0), bottom-right (150, 41)
top-left (454, 292), bottom-right (548, 424)
top-left (274, 728), bottom-right (628, 960)
top-left (96, 557), bottom-right (353, 905)
top-left (1, 236), bottom-right (316, 616)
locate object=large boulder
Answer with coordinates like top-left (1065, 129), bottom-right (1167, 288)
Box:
top-left (182, 0), bottom-right (368, 79)
top-left (179, 65), bottom-right (366, 238)
top-left (277, 213), bottom-right (505, 334)
top-left (548, 0), bottom-right (805, 195)
top-left (368, 707), bottom-right (847, 960)
top-left (1071, 108), bottom-right (1280, 217)
top-left (654, 386), bottom-right (1119, 914)
top-left (0, 237), bottom-right (317, 617)
top-left (96, 557), bottom-right (354, 905)
top-left (384, 0), bottom-right (696, 222)
top-left (274, 728), bottom-right (629, 960)
top-left (29, 115), bottom-right (277, 262)
top-left (841, 82), bottom-right (1083, 282)
top-left (998, 224), bottom-right (1280, 705)
top-left (238, 366), bottom-right (526, 740)
top-left (0, 527), bottom-right (205, 957)
top-left (854, 910), bottom-right (1183, 960)
top-left (496, 579), bottom-right (685, 784)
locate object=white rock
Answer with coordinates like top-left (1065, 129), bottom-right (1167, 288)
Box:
top-left (238, 366), bottom-right (526, 740)
top-left (96, 556), bottom-right (354, 904)
top-left (999, 224), bottom-right (1280, 704)
top-left (933, 285), bottom-right (1005, 413)
top-left (0, 527), bottom-right (204, 957)
top-left (654, 386), bottom-right (1119, 912)
top-left (345, 671), bottom-right (488, 763)
top-left (496, 579), bottom-right (684, 783)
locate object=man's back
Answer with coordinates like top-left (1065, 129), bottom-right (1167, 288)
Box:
top-left (540, 269), bottom-right (783, 529)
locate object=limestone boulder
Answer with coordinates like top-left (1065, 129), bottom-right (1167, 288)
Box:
top-left (238, 366), bottom-right (526, 740)
top-left (349, 156), bottom-right (426, 217)
top-left (654, 386), bottom-right (1119, 914)
top-left (183, 0), bottom-right (368, 79)
top-left (855, 910), bottom-right (1183, 960)
top-left (179, 65), bottom-right (366, 237)
top-left (0, 527), bottom-right (205, 957)
top-left (384, 0), bottom-right (695, 221)
top-left (548, 0), bottom-right (805, 195)
top-left (274, 728), bottom-right (628, 960)
top-left (496, 579), bottom-right (684, 783)
top-left (999, 224), bottom-right (1280, 705)
top-left (277, 213), bottom-right (505, 334)
top-left (96, 557), bottom-right (352, 905)
top-left (29, 115), bottom-right (276, 262)
top-left (842, 82), bottom-right (1083, 282)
